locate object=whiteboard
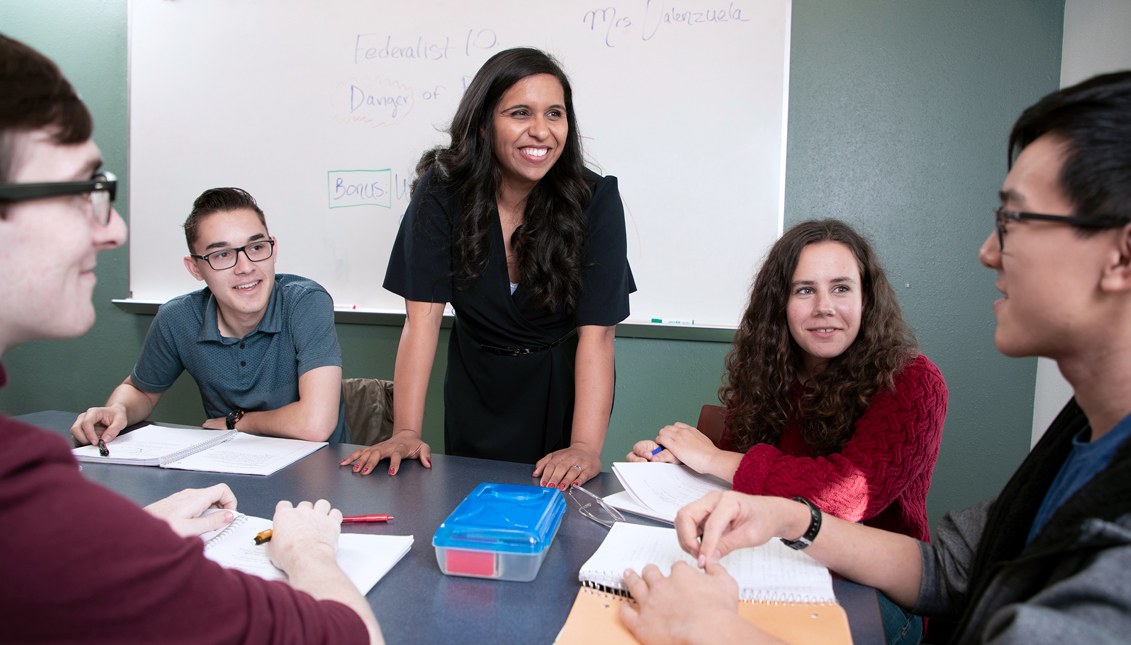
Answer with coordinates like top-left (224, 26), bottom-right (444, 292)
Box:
top-left (128, 0), bottom-right (790, 328)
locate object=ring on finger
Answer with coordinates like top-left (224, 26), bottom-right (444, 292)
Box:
top-left (572, 463), bottom-right (583, 472)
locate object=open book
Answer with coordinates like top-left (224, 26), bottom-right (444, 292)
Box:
top-left (556, 523), bottom-right (851, 645)
top-left (605, 462), bottom-right (731, 523)
top-left (72, 424), bottom-right (326, 476)
top-left (199, 512), bottom-right (413, 595)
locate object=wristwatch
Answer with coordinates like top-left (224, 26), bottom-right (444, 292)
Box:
top-left (780, 496), bottom-right (822, 550)
top-left (226, 409), bottom-right (245, 430)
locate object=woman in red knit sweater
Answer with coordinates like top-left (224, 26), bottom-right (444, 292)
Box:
top-left (628, 219), bottom-right (946, 644)
top-left (628, 219), bottom-right (947, 544)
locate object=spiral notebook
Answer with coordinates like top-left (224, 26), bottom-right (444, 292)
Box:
top-left (72, 424), bottom-right (326, 476)
top-left (199, 512), bottom-right (414, 595)
top-left (555, 523), bottom-right (852, 644)
top-left (73, 425), bottom-right (237, 466)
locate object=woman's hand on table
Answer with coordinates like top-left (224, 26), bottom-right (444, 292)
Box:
top-left (534, 443), bottom-right (601, 489)
top-left (626, 437), bottom-right (683, 464)
top-left (339, 430), bottom-right (432, 475)
top-left (627, 423), bottom-right (720, 471)
top-left (143, 483), bottom-right (238, 538)
top-left (654, 423), bottom-right (726, 474)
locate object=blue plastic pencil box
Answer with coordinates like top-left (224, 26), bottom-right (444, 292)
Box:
top-left (433, 483), bottom-right (566, 582)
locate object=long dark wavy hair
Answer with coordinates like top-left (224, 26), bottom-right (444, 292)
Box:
top-left (720, 220), bottom-right (918, 456)
top-left (414, 48), bottom-right (591, 312)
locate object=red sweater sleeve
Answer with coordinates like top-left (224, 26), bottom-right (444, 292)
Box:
top-left (730, 355), bottom-right (947, 541)
top-left (0, 417), bottom-right (369, 645)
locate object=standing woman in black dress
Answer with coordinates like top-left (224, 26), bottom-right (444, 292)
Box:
top-left (341, 48), bottom-right (635, 488)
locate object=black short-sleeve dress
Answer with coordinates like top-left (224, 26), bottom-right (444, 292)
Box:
top-left (384, 168), bottom-right (636, 463)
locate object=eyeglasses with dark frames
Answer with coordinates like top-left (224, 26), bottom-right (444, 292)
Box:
top-left (191, 239), bottom-right (276, 271)
top-left (993, 206), bottom-right (1128, 251)
top-left (0, 171), bottom-right (118, 226)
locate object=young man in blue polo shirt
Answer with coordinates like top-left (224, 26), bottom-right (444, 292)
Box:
top-left (72, 187), bottom-right (349, 444)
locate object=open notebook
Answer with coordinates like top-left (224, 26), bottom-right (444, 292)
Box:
top-left (605, 462), bottom-right (731, 523)
top-left (72, 424), bottom-right (326, 476)
top-left (556, 523), bottom-right (852, 645)
top-left (199, 512), bottom-right (414, 595)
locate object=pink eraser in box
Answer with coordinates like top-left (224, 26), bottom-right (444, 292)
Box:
top-left (444, 548), bottom-right (497, 577)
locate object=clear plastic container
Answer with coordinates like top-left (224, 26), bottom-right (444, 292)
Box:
top-left (433, 483), bottom-right (566, 582)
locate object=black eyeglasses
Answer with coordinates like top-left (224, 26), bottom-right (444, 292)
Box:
top-left (0, 171), bottom-right (118, 226)
top-left (993, 206), bottom-right (1128, 251)
top-left (191, 239), bottom-right (275, 271)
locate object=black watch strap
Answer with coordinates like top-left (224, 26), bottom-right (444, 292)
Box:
top-left (226, 409), bottom-right (245, 430)
top-left (780, 496), bottom-right (822, 550)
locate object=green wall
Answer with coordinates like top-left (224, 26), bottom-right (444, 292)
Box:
top-left (0, 0), bottom-right (1064, 529)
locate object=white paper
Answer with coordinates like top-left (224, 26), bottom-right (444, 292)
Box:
top-left (609, 462), bottom-right (730, 523)
top-left (73, 425), bottom-right (236, 465)
top-left (166, 433), bottom-right (326, 476)
top-left (602, 491), bottom-right (673, 525)
top-left (201, 513), bottom-right (413, 595)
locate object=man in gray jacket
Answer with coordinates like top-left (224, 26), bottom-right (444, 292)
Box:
top-left (615, 71), bottom-right (1131, 645)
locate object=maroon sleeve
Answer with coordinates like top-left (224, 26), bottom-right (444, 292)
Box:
top-left (0, 417), bottom-right (369, 645)
top-left (730, 356), bottom-right (947, 532)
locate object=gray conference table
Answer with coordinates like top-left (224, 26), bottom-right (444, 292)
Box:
top-left (22, 411), bottom-right (884, 645)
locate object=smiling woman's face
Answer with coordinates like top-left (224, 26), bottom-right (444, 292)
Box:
top-left (786, 241), bottom-right (864, 380)
top-left (490, 73), bottom-right (567, 195)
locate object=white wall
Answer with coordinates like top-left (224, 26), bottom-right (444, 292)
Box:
top-left (1032, 0), bottom-right (1131, 447)
top-left (1061, 0), bottom-right (1131, 86)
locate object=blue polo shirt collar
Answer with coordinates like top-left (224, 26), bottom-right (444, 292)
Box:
top-left (198, 279), bottom-right (283, 343)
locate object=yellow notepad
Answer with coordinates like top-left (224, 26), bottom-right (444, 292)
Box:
top-left (556, 587), bottom-right (852, 645)
top-left (556, 523), bottom-right (852, 644)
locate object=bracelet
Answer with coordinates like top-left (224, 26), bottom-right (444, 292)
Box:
top-left (779, 496), bottom-right (822, 550)
top-left (226, 409), bottom-right (245, 430)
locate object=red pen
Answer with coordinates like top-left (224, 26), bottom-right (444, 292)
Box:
top-left (341, 514), bottom-right (393, 523)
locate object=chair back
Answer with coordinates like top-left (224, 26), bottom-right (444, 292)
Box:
top-left (342, 378), bottom-right (395, 446)
top-left (696, 404), bottom-right (726, 448)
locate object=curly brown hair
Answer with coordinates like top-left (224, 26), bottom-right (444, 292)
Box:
top-left (719, 220), bottom-right (917, 457)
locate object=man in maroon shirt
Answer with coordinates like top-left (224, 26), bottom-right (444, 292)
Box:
top-left (0, 34), bottom-right (381, 644)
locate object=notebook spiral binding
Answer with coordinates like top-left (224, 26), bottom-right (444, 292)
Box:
top-left (582, 580), bottom-right (631, 598)
top-left (202, 514), bottom-right (249, 551)
top-left (738, 590), bottom-right (837, 605)
top-left (581, 578), bottom-right (837, 606)
top-left (576, 586), bottom-right (632, 612)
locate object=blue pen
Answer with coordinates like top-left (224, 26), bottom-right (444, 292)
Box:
top-left (650, 445), bottom-right (664, 456)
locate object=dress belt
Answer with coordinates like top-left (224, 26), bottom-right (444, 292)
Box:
top-left (463, 324), bottom-right (578, 357)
